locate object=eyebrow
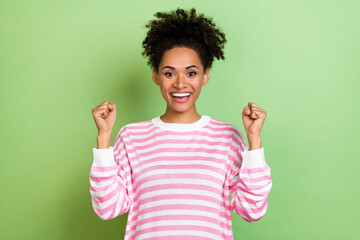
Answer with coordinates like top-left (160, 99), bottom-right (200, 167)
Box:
top-left (162, 65), bottom-right (199, 70)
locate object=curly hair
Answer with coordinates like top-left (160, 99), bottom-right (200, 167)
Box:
top-left (142, 7), bottom-right (227, 72)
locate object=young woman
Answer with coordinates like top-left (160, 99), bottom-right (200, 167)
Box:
top-left (90, 8), bottom-right (272, 240)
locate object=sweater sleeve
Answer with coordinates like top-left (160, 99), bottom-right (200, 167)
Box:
top-left (227, 129), bottom-right (272, 222)
top-left (89, 127), bottom-right (132, 220)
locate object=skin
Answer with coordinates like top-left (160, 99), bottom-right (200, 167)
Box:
top-left (92, 46), bottom-right (267, 150)
top-left (152, 47), bottom-right (209, 124)
top-left (243, 102), bottom-right (266, 150)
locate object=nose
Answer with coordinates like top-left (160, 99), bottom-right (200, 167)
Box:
top-left (173, 74), bottom-right (187, 89)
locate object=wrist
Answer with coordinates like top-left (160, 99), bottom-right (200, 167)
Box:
top-left (97, 134), bottom-right (111, 149)
top-left (98, 131), bottom-right (111, 138)
top-left (247, 132), bottom-right (261, 138)
top-left (247, 135), bottom-right (262, 150)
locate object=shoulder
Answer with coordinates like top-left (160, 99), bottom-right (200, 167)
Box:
top-left (116, 118), bottom-right (154, 136)
top-left (207, 116), bottom-right (243, 136)
top-left (208, 116), bottom-right (247, 150)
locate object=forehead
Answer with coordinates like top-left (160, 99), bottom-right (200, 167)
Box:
top-left (160, 47), bottom-right (202, 68)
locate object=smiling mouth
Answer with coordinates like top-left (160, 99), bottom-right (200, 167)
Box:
top-left (170, 92), bottom-right (192, 102)
top-left (171, 92), bottom-right (192, 98)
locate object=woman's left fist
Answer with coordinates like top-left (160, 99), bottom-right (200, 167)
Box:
top-left (242, 102), bottom-right (267, 136)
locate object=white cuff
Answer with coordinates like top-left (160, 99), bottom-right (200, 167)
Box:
top-left (240, 147), bottom-right (266, 169)
top-left (92, 146), bottom-right (116, 167)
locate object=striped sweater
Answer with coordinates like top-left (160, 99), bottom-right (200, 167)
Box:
top-left (89, 115), bottom-right (272, 240)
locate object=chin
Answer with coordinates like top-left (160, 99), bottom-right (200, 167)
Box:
top-left (170, 107), bottom-right (189, 113)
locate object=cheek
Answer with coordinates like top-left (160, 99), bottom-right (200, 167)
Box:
top-left (160, 89), bottom-right (168, 97)
top-left (192, 81), bottom-right (204, 91)
top-left (159, 84), bottom-right (171, 98)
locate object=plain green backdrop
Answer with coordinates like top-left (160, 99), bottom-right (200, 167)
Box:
top-left (0, 0), bottom-right (359, 239)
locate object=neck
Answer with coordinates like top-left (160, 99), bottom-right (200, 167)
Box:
top-left (160, 106), bottom-right (201, 124)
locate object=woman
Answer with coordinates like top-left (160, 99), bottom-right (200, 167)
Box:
top-left (90, 8), bottom-right (272, 240)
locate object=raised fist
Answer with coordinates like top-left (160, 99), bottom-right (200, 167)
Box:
top-left (92, 100), bottom-right (116, 135)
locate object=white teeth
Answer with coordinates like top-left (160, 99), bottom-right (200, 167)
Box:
top-left (171, 92), bottom-right (191, 97)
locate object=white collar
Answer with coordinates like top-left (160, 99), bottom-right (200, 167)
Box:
top-left (152, 115), bottom-right (210, 131)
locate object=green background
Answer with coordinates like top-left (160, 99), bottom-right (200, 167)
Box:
top-left (1, 0), bottom-right (359, 239)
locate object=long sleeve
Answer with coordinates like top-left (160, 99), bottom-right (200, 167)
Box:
top-left (89, 128), bottom-right (132, 220)
top-left (227, 130), bottom-right (272, 222)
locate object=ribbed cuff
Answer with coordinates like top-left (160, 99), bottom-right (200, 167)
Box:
top-left (92, 146), bottom-right (116, 167)
top-left (240, 147), bottom-right (266, 169)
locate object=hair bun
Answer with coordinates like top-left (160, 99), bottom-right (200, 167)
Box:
top-left (142, 8), bottom-right (226, 71)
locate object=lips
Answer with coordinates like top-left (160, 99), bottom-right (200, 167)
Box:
top-left (170, 92), bottom-right (192, 103)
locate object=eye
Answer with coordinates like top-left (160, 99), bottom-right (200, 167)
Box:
top-left (187, 71), bottom-right (197, 77)
top-left (164, 72), bottom-right (174, 77)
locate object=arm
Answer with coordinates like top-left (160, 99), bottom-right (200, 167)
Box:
top-left (227, 131), bottom-right (272, 222)
top-left (89, 128), bottom-right (132, 220)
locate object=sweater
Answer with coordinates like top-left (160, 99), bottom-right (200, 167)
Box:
top-left (89, 115), bottom-right (272, 240)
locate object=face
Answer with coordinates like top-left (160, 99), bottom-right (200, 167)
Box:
top-left (152, 47), bottom-right (210, 117)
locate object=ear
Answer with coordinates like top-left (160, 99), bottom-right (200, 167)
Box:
top-left (202, 67), bottom-right (210, 86)
top-left (152, 68), bottom-right (160, 86)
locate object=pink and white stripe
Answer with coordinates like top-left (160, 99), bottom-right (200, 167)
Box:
top-left (89, 116), bottom-right (272, 239)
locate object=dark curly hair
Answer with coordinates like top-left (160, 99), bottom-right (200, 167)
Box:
top-left (142, 7), bottom-right (227, 72)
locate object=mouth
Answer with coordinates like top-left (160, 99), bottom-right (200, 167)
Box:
top-left (170, 92), bottom-right (192, 103)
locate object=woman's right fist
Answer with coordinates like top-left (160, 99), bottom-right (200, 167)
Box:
top-left (92, 100), bottom-right (116, 135)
